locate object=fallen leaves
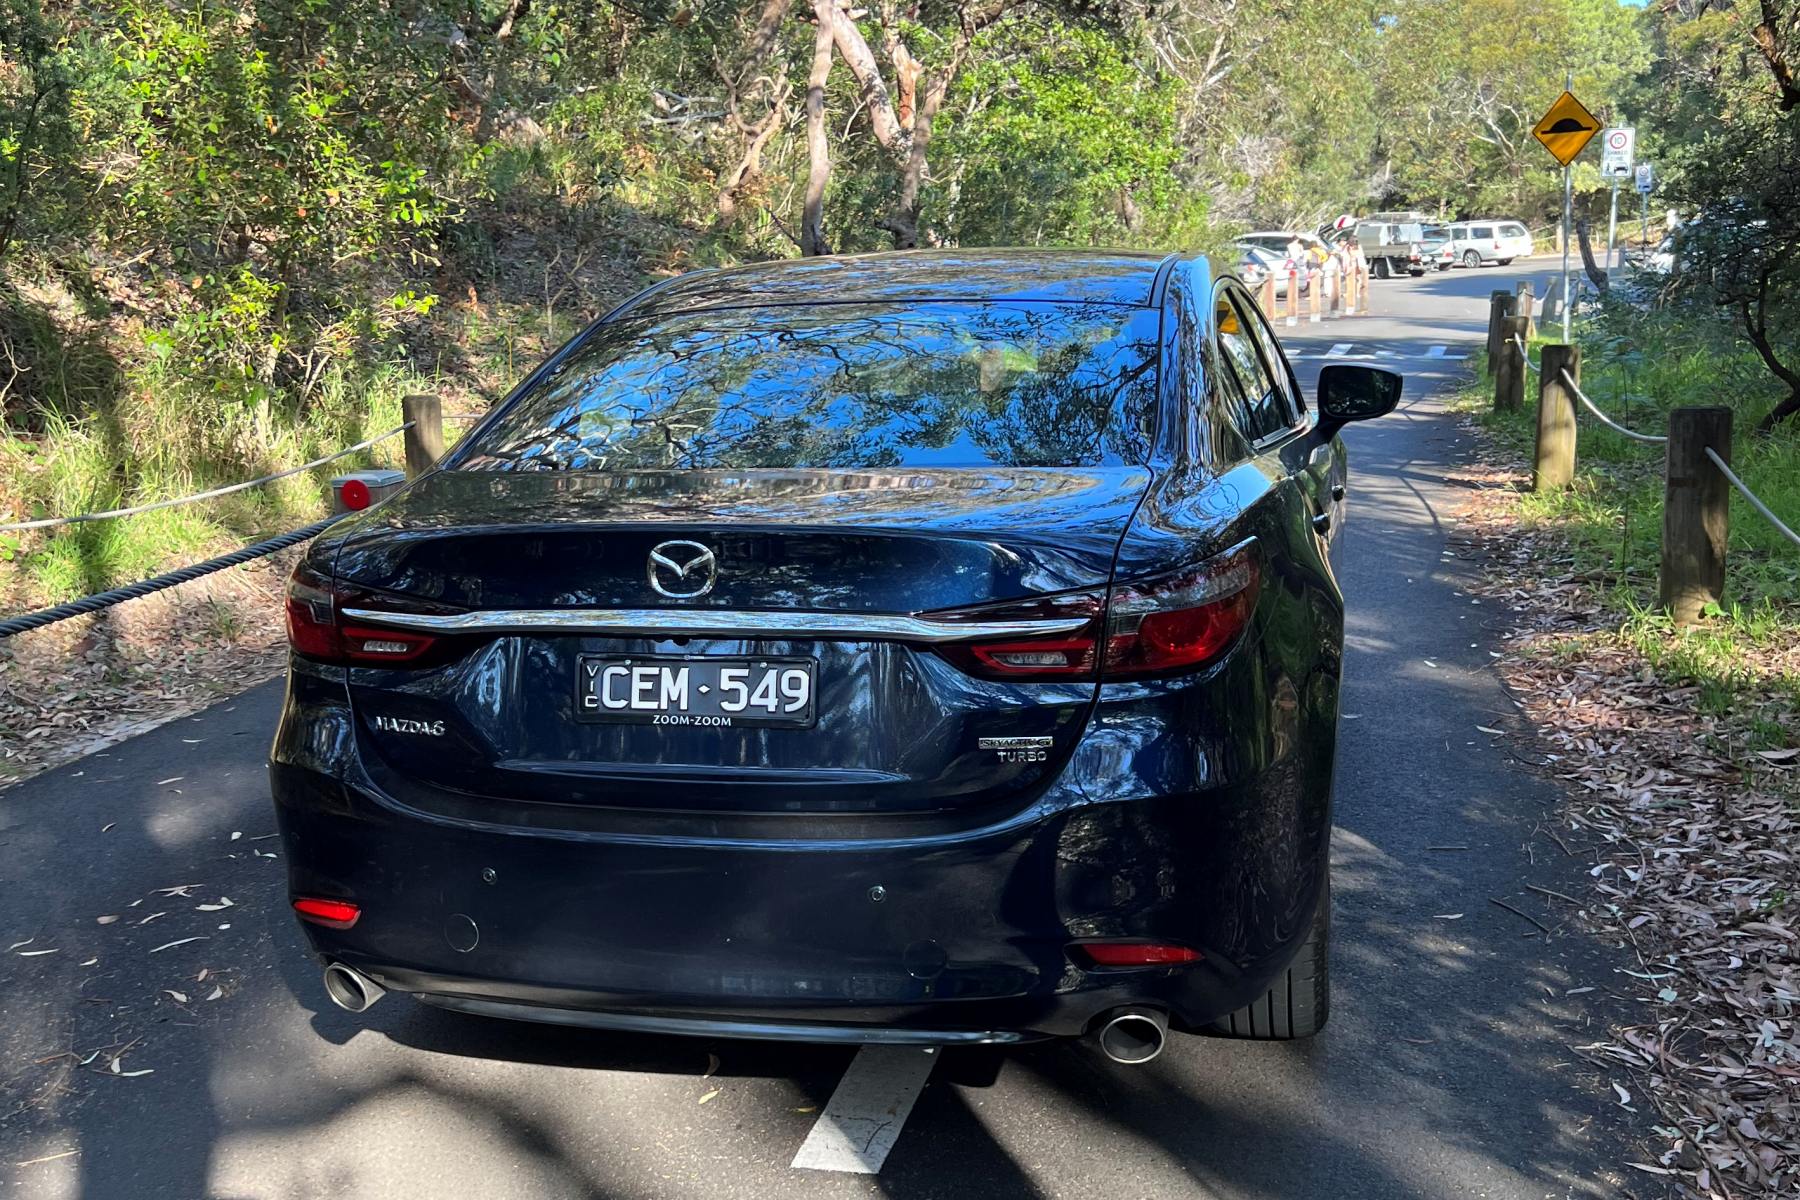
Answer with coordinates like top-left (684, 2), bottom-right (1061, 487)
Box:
top-left (1452, 433), bottom-right (1800, 1198)
top-left (148, 937), bottom-right (208, 954)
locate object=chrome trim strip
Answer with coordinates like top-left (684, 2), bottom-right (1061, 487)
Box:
top-left (416, 994), bottom-right (1031, 1045)
top-left (339, 606), bottom-right (1090, 644)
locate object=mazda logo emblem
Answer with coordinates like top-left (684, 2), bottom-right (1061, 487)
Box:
top-left (647, 540), bottom-right (718, 599)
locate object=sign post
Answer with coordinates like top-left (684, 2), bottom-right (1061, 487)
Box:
top-left (1635, 162), bottom-right (1654, 260)
top-left (1533, 87), bottom-right (1601, 342)
top-left (1601, 128), bottom-right (1634, 270)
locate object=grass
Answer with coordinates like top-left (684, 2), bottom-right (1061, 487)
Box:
top-left (1451, 307), bottom-right (1800, 727)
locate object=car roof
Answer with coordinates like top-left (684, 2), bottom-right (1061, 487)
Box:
top-left (619, 248), bottom-right (1178, 317)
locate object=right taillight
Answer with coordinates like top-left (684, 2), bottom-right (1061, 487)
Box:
top-left (1102, 539), bottom-right (1261, 681)
top-left (928, 540), bottom-right (1259, 683)
top-left (285, 561), bottom-right (443, 665)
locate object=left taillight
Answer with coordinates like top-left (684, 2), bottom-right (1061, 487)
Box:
top-left (928, 539), bottom-right (1260, 683)
top-left (285, 561), bottom-right (439, 665)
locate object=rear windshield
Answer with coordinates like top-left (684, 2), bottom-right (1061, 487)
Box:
top-left (453, 301), bottom-right (1160, 471)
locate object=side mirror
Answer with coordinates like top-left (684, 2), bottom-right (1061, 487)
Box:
top-left (1317, 364), bottom-right (1402, 436)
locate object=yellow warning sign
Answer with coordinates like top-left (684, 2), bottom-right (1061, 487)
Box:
top-left (1533, 90), bottom-right (1601, 166)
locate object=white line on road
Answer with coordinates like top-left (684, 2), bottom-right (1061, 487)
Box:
top-left (1425, 345), bottom-right (1468, 360)
top-left (791, 1045), bottom-right (938, 1174)
top-left (1327, 342), bottom-right (1354, 357)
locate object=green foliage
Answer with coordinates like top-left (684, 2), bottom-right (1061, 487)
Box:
top-left (935, 23), bottom-right (1211, 247)
top-left (1451, 307), bottom-right (1800, 712)
top-left (1374, 0), bottom-right (1652, 220)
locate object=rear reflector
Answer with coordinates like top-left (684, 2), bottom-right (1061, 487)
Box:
top-left (1076, 942), bottom-right (1202, 968)
top-left (293, 897), bottom-right (361, 929)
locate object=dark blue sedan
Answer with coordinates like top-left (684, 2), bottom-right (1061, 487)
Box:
top-left (271, 249), bottom-right (1399, 1063)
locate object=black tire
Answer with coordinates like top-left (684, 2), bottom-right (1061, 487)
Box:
top-left (1498, 258), bottom-right (1514, 266)
top-left (1371, 258), bottom-right (1390, 280)
top-left (1408, 267), bottom-right (1425, 276)
top-left (1462, 249), bottom-right (1482, 269)
top-left (1210, 876), bottom-right (1330, 1040)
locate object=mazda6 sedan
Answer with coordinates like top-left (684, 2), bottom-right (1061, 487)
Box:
top-left (271, 249), bottom-right (1400, 1062)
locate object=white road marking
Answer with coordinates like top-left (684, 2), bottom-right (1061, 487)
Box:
top-left (1425, 345), bottom-right (1468, 360)
top-left (1327, 342), bottom-right (1354, 357)
top-left (791, 1045), bottom-right (938, 1174)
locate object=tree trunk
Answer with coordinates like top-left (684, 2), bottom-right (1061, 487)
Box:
top-left (801, 0), bottom-right (835, 257)
top-left (884, 68), bottom-right (951, 250)
top-left (827, 9), bottom-right (903, 151)
top-left (1575, 219), bottom-right (1609, 295)
top-left (1741, 282), bottom-right (1800, 432)
top-left (1759, 390), bottom-right (1800, 432)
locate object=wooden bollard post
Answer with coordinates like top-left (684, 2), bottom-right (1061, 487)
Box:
top-left (1485, 291), bottom-right (1515, 376)
top-left (1660, 407), bottom-right (1733, 626)
top-left (1286, 269), bottom-right (1300, 326)
top-left (401, 393), bottom-right (445, 478)
top-left (1343, 260), bottom-right (1357, 316)
top-left (1493, 315), bottom-right (1529, 412)
top-left (1261, 273), bottom-right (1277, 318)
top-left (1309, 268), bottom-right (1323, 323)
top-left (1533, 344), bottom-right (1578, 491)
top-left (1515, 281), bottom-right (1536, 340)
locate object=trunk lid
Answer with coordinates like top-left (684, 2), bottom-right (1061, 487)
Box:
top-left (333, 466), bottom-right (1148, 817)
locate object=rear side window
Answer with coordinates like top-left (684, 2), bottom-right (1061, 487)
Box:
top-left (1472, 225), bottom-right (1495, 239)
top-left (1213, 293), bottom-right (1291, 443)
top-left (454, 302), bottom-right (1162, 471)
top-left (1500, 223), bottom-right (1527, 238)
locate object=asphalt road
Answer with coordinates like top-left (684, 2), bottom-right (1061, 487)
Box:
top-left (1, 261), bottom-right (1649, 1199)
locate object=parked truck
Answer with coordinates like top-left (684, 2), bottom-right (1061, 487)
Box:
top-left (1354, 220), bottom-right (1427, 278)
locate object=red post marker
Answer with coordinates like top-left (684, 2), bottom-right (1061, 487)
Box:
top-left (339, 478), bottom-right (372, 511)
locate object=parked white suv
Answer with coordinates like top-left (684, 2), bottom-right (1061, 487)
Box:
top-left (1444, 220), bottom-right (1533, 267)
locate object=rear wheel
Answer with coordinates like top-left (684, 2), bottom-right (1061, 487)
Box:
top-left (1209, 875), bottom-right (1330, 1040)
top-left (1498, 258), bottom-right (1514, 266)
top-left (1462, 249), bottom-right (1482, 269)
top-left (1371, 258), bottom-right (1390, 280)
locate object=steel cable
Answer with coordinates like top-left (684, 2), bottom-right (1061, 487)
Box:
top-left (0, 424), bottom-right (410, 534)
top-left (1559, 367), bottom-right (1668, 444)
top-left (1511, 334), bottom-right (1539, 373)
top-left (1704, 447), bottom-right (1800, 550)
top-left (0, 515), bottom-right (346, 639)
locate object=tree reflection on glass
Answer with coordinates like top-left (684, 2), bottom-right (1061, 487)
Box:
top-left (455, 302), bottom-right (1159, 472)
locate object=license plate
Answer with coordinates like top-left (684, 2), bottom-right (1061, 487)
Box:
top-left (575, 655), bottom-right (817, 729)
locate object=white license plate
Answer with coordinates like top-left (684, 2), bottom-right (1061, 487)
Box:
top-left (575, 655), bottom-right (817, 729)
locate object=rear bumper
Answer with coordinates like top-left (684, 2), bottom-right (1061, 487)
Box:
top-left (271, 757), bottom-right (1329, 1041)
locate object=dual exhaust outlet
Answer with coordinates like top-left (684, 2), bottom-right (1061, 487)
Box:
top-left (323, 961), bottom-right (1168, 1064)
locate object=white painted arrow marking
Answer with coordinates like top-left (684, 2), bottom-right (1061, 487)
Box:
top-left (792, 1045), bottom-right (938, 1174)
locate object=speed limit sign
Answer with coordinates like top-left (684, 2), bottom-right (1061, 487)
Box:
top-left (1601, 127), bottom-right (1635, 176)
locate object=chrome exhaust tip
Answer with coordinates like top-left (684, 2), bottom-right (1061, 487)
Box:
top-left (1095, 1007), bottom-right (1169, 1065)
top-left (322, 962), bottom-right (386, 1014)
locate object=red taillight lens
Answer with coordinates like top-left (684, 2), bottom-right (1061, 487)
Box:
top-left (1102, 540), bottom-right (1260, 680)
top-left (293, 897), bottom-right (361, 929)
top-left (931, 590), bottom-right (1104, 680)
top-left (927, 541), bottom-right (1259, 682)
top-left (285, 562), bottom-right (441, 665)
top-left (285, 561), bottom-right (342, 660)
top-left (1076, 942), bottom-right (1202, 968)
